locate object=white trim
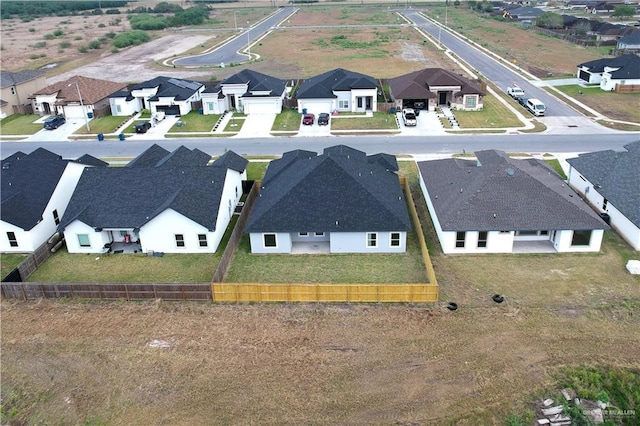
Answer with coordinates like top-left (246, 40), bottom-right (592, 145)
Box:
top-left (263, 233), bottom-right (278, 248)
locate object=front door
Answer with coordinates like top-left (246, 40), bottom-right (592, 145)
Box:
top-left (438, 91), bottom-right (448, 105)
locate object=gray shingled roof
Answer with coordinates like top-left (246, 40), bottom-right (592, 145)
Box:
top-left (221, 69), bottom-right (286, 97)
top-left (58, 165), bottom-right (232, 233)
top-left (296, 68), bottom-right (376, 99)
top-left (128, 76), bottom-right (203, 102)
top-left (566, 141), bottom-right (640, 228)
top-left (1, 149), bottom-right (104, 231)
top-left (245, 145), bottom-right (411, 233)
top-left (127, 144), bottom-right (211, 168)
top-left (213, 151), bottom-right (248, 173)
top-left (388, 68), bottom-right (484, 100)
top-left (417, 150), bottom-right (609, 232)
top-left (0, 70), bottom-right (44, 88)
top-left (579, 53), bottom-right (640, 79)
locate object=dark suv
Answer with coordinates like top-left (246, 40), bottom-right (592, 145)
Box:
top-left (318, 113), bottom-right (330, 126)
top-left (135, 122), bottom-right (152, 133)
top-left (43, 115), bottom-right (66, 130)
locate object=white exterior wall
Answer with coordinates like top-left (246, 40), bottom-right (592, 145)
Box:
top-left (110, 97), bottom-right (141, 116)
top-left (1, 221), bottom-right (37, 252)
top-left (63, 220), bottom-right (110, 253)
top-left (335, 91), bottom-right (352, 112)
top-left (32, 93), bottom-right (59, 115)
top-left (297, 99), bottom-right (334, 114)
top-left (600, 69), bottom-right (640, 91)
top-left (201, 93), bottom-right (226, 115)
top-left (243, 97), bottom-right (282, 114)
top-left (140, 209), bottom-right (216, 254)
top-left (63, 104), bottom-right (93, 119)
top-left (555, 229), bottom-right (604, 252)
top-left (330, 231), bottom-right (406, 253)
top-left (350, 88), bottom-right (377, 112)
top-left (439, 230), bottom-right (515, 254)
top-left (131, 87), bottom-right (159, 110)
top-left (249, 232), bottom-right (292, 253)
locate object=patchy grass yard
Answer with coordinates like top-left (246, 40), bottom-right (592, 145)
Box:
top-left (453, 95), bottom-right (523, 128)
top-left (0, 114), bottom-right (42, 135)
top-left (1, 253), bottom-right (28, 279)
top-left (73, 114), bottom-right (130, 135)
top-left (122, 119), bottom-right (150, 134)
top-left (553, 85), bottom-right (640, 123)
top-left (271, 109), bottom-right (301, 132)
top-left (224, 117), bottom-right (245, 132)
top-left (167, 111), bottom-right (219, 133)
top-left (330, 112), bottom-right (398, 130)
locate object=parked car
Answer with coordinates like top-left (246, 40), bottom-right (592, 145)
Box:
top-left (302, 113), bottom-right (315, 125)
top-left (318, 113), bottom-right (330, 126)
top-left (43, 115), bottom-right (65, 130)
top-left (135, 121), bottom-right (152, 133)
top-left (526, 98), bottom-right (546, 116)
top-left (518, 96), bottom-right (529, 107)
top-left (402, 108), bottom-right (417, 126)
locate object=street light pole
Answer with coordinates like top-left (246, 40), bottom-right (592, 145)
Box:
top-left (247, 21), bottom-right (251, 59)
top-left (70, 81), bottom-right (90, 132)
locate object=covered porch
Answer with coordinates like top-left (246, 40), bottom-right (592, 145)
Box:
top-left (103, 240), bottom-right (143, 254)
top-left (291, 241), bottom-right (331, 254)
top-left (512, 240), bottom-right (556, 253)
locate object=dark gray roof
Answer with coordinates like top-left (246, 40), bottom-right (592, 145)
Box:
top-left (297, 68), bottom-right (376, 99)
top-left (221, 69), bottom-right (286, 97)
top-left (417, 150), bottom-right (609, 232)
top-left (618, 30), bottom-right (640, 46)
top-left (212, 151), bottom-right (248, 173)
top-left (74, 154), bottom-right (109, 168)
top-left (578, 54), bottom-right (640, 79)
top-left (567, 141), bottom-right (640, 228)
top-left (1, 149), bottom-right (104, 231)
top-left (58, 166), bottom-right (232, 233)
top-left (245, 145), bottom-right (411, 233)
top-left (0, 70), bottom-right (44, 88)
top-left (129, 76), bottom-right (203, 102)
top-left (127, 144), bottom-right (211, 168)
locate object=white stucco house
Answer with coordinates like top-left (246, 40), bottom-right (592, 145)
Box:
top-left (58, 147), bottom-right (248, 254)
top-left (109, 76), bottom-right (204, 117)
top-left (295, 68), bottom-right (378, 115)
top-left (417, 150), bottom-right (609, 254)
top-left (245, 145), bottom-right (411, 254)
top-left (1, 148), bottom-right (107, 253)
top-left (567, 141), bottom-right (640, 251)
top-left (577, 53), bottom-right (640, 90)
top-left (201, 69), bottom-right (287, 115)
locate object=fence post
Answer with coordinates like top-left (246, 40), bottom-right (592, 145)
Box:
top-left (21, 284), bottom-right (27, 301)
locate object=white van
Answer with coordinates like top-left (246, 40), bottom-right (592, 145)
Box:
top-left (526, 98), bottom-right (546, 116)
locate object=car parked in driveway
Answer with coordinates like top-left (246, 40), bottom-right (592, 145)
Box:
top-left (318, 113), bottom-right (330, 126)
top-left (135, 121), bottom-right (152, 133)
top-left (43, 115), bottom-right (66, 130)
top-left (302, 113), bottom-right (315, 125)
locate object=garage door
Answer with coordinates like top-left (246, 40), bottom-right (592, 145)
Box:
top-left (156, 105), bottom-right (181, 116)
top-left (245, 100), bottom-right (279, 114)
top-left (299, 100), bottom-right (332, 115)
top-left (63, 105), bottom-right (87, 119)
top-left (578, 70), bottom-right (590, 83)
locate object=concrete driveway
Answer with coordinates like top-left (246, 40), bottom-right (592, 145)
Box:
top-left (236, 114), bottom-right (276, 138)
top-left (297, 117), bottom-right (332, 137)
top-left (26, 115), bottom-right (92, 141)
top-left (126, 116), bottom-right (181, 140)
top-left (397, 110), bottom-right (445, 135)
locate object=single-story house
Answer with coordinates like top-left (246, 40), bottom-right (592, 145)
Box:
top-left (503, 6), bottom-right (545, 20)
top-left (566, 141), bottom-right (640, 250)
top-left (109, 76), bottom-right (204, 117)
top-left (245, 145), bottom-right (411, 254)
top-left (417, 150), bottom-right (609, 254)
top-left (577, 53), bottom-right (640, 90)
top-left (201, 69), bottom-right (287, 115)
top-left (388, 68), bottom-right (485, 111)
top-left (58, 148), bottom-right (247, 254)
top-left (31, 75), bottom-right (125, 119)
top-left (0, 70), bottom-right (47, 118)
top-left (1, 148), bottom-right (107, 253)
top-left (617, 29), bottom-right (640, 52)
top-left (126, 144), bottom-right (212, 168)
top-left (295, 68), bottom-right (377, 114)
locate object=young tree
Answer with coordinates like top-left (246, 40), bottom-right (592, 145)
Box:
top-left (612, 5), bottom-right (635, 19)
top-left (535, 11), bottom-right (563, 29)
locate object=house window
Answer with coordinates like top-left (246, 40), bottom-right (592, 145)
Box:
top-left (390, 232), bottom-right (401, 247)
top-left (571, 230), bottom-right (592, 246)
top-left (315, 232), bottom-right (325, 237)
top-left (338, 100), bottom-right (349, 109)
top-left (11, 87), bottom-right (16, 95)
top-left (366, 232), bottom-right (377, 248)
top-left (7, 232), bottom-right (18, 247)
top-left (198, 234), bottom-right (208, 247)
top-left (357, 97), bottom-right (363, 108)
top-left (299, 232), bottom-right (308, 237)
top-left (175, 234), bottom-right (185, 247)
top-left (455, 231), bottom-right (466, 248)
top-left (116, 104), bottom-right (122, 113)
top-left (77, 234), bottom-right (90, 247)
top-left (579, 175), bottom-right (586, 182)
top-left (52, 209), bottom-right (60, 225)
top-left (516, 230), bottom-right (538, 236)
top-left (602, 198), bottom-right (608, 210)
top-left (465, 96), bottom-right (476, 108)
top-left (477, 231), bottom-right (488, 248)
top-left (263, 233), bottom-right (277, 248)
top-left (540, 230), bottom-right (549, 236)
top-left (120, 230), bottom-right (128, 236)
top-left (207, 102), bottom-right (214, 112)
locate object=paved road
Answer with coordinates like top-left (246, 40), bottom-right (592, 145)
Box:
top-left (400, 10), bottom-right (589, 122)
top-left (2, 134), bottom-right (637, 159)
top-left (174, 7), bottom-right (297, 66)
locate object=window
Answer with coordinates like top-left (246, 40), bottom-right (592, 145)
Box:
top-left (299, 232), bottom-right (308, 237)
top-left (198, 234), bottom-right (208, 247)
top-left (357, 97), bottom-right (363, 108)
top-left (366, 232), bottom-right (377, 248)
top-left (477, 231), bottom-right (488, 248)
top-left (120, 230), bottom-right (128, 236)
top-left (540, 230), bottom-right (549, 236)
top-left (77, 234), bottom-right (90, 247)
top-left (571, 230), bottom-right (592, 246)
top-left (315, 232), bottom-right (324, 237)
top-left (455, 231), bottom-right (465, 248)
top-left (175, 234), bottom-right (185, 247)
top-left (116, 104), bottom-right (122, 113)
top-left (263, 233), bottom-right (277, 247)
top-left (602, 198), bottom-right (608, 210)
top-left (11, 87), bottom-right (16, 95)
top-left (390, 232), bottom-right (401, 247)
top-left (516, 230), bottom-right (538, 236)
top-left (7, 232), bottom-right (18, 247)
top-left (465, 96), bottom-right (476, 108)
top-left (338, 100), bottom-right (349, 109)
top-left (52, 209), bottom-right (60, 225)
top-left (207, 102), bottom-right (214, 112)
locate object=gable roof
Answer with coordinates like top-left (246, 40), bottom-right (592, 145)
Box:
top-left (245, 145), bottom-right (411, 233)
top-left (567, 141), bottom-right (640, 228)
top-left (212, 151), bottom-right (248, 173)
top-left (127, 144), bottom-right (211, 168)
top-left (128, 76), bottom-right (203, 101)
top-left (296, 68), bottom-right (376, 99)
top-left (221, 69), bottom-right (286, 97)
top-left (0, 70), bottom-right (45, 88)
top-left (32, 75), bottom-right (126, 105)
top-left (578, 53), bottom-right (640, 79)
top-left (417, 150), bottom-right (608, 232)
top-left (618, 30), bottom-right (640, 46)
top-left (1, 149), bottom-right (104, 231)
top-left (58, 151), bottom-right (245, 233)
top-left (388, 68), bottom-right (485, 100)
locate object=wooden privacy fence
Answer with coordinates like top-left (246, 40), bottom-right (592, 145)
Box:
top-left (615, 84), bottom-right (640, 93)
top-left (1, 282), bottom-right (212, 301)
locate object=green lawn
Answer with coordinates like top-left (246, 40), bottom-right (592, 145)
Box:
top-left (330, 112), bottom-right (398, 130)
top-left (454, 95), bottom-right (523, 128)
top-left (271, 109), bottom-right (301, 132)
top-left (0, 114), bottom-right (42, 135)
top-left (167, 111), bottom-right (220, 133)
top-left (73, 115), bottom-right (130, 135)
top-left (246, 161), bottom-right (269, 181)
top-left (122, 119), bottom-right (150, 134)
top-left (1, 253), bottom-right (29, 279)
top-left (224, 117), bottom-right (245, 132)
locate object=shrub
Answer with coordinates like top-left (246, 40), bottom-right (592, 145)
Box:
top-left (53, 29), bottom-right (63, 36)
top-left (43, 33), bottom-right (55, 40)
top-left (32, 41), bottom-right (46, 48)
top-left (28, 27), bottom-right (35, 32)
top-left (98, 23), bottom-right (106, 28)
top-left (128, 13), bottom-right (168, 30)
top-left (105, 32), bottom-right (116, 39)
top-left (78, 45), bottom-right (88, 53)
top-left (59, 41), bottom-right (71, 49)
top-left (88, 40), bottom-right (102, 49)
top-left (106, 9), bottom-right (121, 15)
top-left (74, 35), bottom-right (83, 40)
top-left (112, 30), bottom-right (150, 48)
